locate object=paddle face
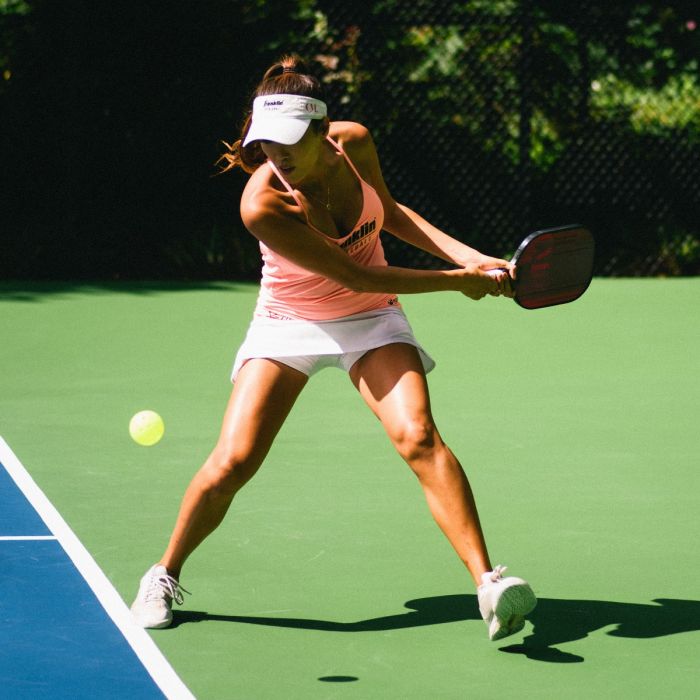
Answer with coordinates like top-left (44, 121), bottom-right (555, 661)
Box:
top-left (511, 225), bottom-right (595, 309)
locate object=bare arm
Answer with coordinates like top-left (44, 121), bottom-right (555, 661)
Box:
top-left (240, 181), bottom-right (501, 300)
top-left (344, 124), bottom-right (514, 283)
top-left (391, 203), bottom-right (506, 268)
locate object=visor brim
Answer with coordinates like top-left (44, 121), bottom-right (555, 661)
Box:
top-left (242, 117), bottom-right (312, 147)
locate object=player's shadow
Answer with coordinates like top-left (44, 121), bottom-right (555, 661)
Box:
top-left (173, 595), bottom-right (699, 663)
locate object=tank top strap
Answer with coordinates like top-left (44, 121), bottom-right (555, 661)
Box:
top-left (267, 160), bottom-right (303, 207)
top-left (326, 135), bottom-right (364, 181)
top-left (267, 160), bottom-right (325, 235)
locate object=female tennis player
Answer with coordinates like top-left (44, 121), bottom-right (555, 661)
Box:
top-left (131, 55), bottom-right (536, 641)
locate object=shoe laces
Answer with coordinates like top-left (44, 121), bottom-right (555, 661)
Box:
top-left (487, 565), bottom-right (507, 583)
top-left (145, 570), bottom-right (190, 605)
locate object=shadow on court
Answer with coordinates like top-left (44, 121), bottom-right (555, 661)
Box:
top-left (0, 280), bottom-right (245, 302)
top-left (171, 595), bottom-right (700, 663)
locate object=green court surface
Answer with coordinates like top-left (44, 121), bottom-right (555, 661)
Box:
top-left (1, 279), bottom-right (698, 699)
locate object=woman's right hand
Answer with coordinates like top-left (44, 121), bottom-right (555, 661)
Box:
top-left (456, 264), bottom-right (510, 300)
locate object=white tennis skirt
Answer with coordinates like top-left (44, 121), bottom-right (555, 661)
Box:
top-left (231, 306), bottom-right (435, 381)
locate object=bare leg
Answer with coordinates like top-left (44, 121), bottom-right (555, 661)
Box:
top-left (159, 359), bottom-right (308, 579)
top-left (349, 343), bottom-right (491, 586)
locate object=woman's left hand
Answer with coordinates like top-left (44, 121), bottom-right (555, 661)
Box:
top-left (478, 256), bottom-right (515, 298)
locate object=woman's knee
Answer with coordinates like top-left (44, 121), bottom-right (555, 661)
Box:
top-left (199, 444), bottom-right (261, 496)
top-left (391, 417), bottom-right (440, 465)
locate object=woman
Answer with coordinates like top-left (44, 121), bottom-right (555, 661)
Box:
top-left (131, 55), bottom-right (536, 642)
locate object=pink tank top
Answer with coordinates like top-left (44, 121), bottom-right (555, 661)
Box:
top-left (254, 136), bottom-right (399, 321)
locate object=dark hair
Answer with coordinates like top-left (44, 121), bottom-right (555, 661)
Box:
top-left (217, 54), bottom-right (326, 174)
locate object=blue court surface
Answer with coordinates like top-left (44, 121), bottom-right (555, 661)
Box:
top-left (0, 437), bottom-right (194, 700)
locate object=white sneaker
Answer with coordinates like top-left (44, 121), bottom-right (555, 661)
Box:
top-left (130, 564), bottom-right (189, 629)
top-left (478, 565), bottom-right (536, 641)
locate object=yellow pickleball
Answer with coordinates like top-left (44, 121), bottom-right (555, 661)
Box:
top-left (129, 410), bottom-right (165, 446)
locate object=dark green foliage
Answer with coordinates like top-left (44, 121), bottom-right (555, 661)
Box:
top-left (1, 1), bottom-right (697, 278)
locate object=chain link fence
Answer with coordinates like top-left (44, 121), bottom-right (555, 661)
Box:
top-left (290, 0), bottom-right (700, 276)
top-left (1, 1), bottom-right (697, 279)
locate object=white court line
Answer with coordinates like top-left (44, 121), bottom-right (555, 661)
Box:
top-left (0, 535), bottom-right (57, 540)
top-left (0, 436), bottom-right (195, 700)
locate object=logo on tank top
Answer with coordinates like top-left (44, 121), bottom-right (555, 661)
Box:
top-left (340, 217), bottom-right (376, 253)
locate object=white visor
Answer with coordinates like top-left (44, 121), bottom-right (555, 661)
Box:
top-left (242, 93), bottom-right (327, 147)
